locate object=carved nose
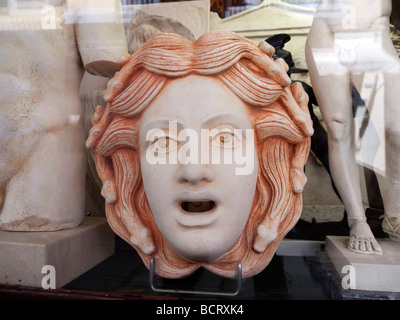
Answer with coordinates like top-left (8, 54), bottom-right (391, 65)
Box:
top-left (177, 164), bottom-right (214, 185)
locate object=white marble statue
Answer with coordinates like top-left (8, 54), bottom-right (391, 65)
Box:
top-left (0, 0), bottom-right (127, 231)
top-left (306, 0), bottom-right (400, 253)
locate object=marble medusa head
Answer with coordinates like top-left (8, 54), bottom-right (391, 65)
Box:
top-left (86, 31), bottom-right (313, 279)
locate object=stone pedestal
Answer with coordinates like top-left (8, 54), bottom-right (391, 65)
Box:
top-left (0, 216), bottom-right (114, 288)
top-left (326, 235), bottom-right (400, 292)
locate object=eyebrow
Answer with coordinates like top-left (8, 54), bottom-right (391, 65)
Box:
top-left (201, 111), bottom-right (251, 130)
top-left (141, 118), bottom-right (184, 132)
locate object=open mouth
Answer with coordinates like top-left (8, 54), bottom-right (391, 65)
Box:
top-left (180, 201), bottom-right (216, 213)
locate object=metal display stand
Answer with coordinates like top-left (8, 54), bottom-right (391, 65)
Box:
top-left (149, 257), bottom-right (243, 297)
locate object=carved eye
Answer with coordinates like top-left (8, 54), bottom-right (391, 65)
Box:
top-left (151, 136), bottom-right (179, 153)
top-left (157, 137), bottom-right (170, 149)
top-left (211, 128), bottom-right (241, 148)
top-left (218, 132), bottom-right (233, 144)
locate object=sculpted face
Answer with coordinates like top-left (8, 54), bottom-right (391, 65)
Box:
top-left (139, 75), bottom-right (258, 262)
top-left (87, 31), bottom-right (313, 279)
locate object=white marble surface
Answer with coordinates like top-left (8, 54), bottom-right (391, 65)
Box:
top-left (0, 216), bottom-right (114, 288)
top-left (326, 235), bottom-right (400, 292)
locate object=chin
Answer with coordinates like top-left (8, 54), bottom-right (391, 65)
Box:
top-left (166, 228), bottom-right (239, 263)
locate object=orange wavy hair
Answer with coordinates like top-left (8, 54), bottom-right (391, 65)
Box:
top-left (86, 31), bottom-right (313, 279)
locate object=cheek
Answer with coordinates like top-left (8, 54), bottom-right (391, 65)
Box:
top-left (140, 156), bottom-right (178, 206)
top-left (219, 150), bottom-right (258, 216)
top-left (214, 162), bottom-right (258, 203)
top-left (215, 144), bottom-right (258, 184)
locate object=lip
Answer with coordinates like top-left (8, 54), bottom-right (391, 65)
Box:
top-left (174, 191), bottom-right (220, 227)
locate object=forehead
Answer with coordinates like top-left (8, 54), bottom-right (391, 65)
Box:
top-left (139, 75), bottom-right (252, 130)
